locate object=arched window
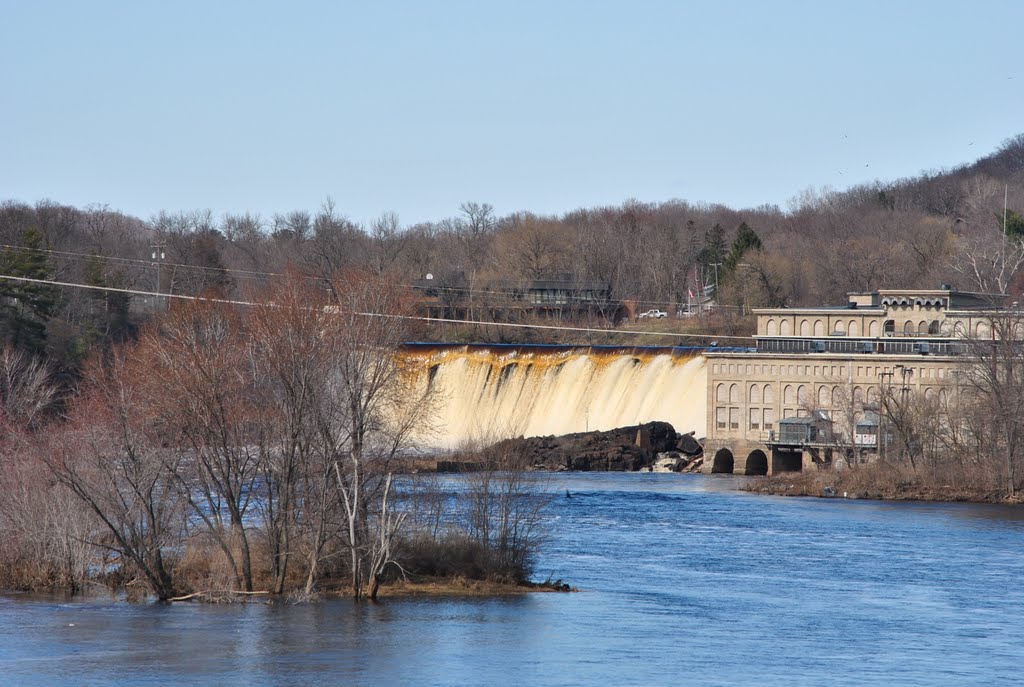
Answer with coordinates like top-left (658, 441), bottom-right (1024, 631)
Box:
top-left (780, 320), bottom-right (792, 335)
top-left (797, 384), bottom-right (808, 404)
top-left (818, 386), bottom-right (829, 406)
top-left (729, 383), bottom-right (740, 403)
top-left (854, 386), bottom-right (865, 405)
top-left (904, 320), bottom-right (916, 335)
top-left (918, 320), bottom-right (929, 335)
top-left (716, 384), bottom-right (726, 402)
top-left (832, 386), bottom-right (843, 406)
top-left (976, 321), bottom-right (989, 338)
top-left (869, 320), bottom-right (880, 337)
top-left (749, 384), bottom-right (761, 403)
top-left (928, 320), bottom-right (940, 335)
top-left (766, 319), bottom-right (778, 335)
top-left (939, 389), bottom-right (948, 404)
top-left (924, 387), bottom-right (936, 401)
top-left (814, 319), bottom-right (825, 336)
top-left (764, 384), bottom-right (775, 403)
top-left (783, 384), bottom-right (795, 405)
top-left (867, 386), bottom-right (878, 402)
top-left (883, 320), bottom-right (894, 335)
top-left (848, 320), bottom-right (859, 336)
top-left (800, 319), bottom-right (811, 336)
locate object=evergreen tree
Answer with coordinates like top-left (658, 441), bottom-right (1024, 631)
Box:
top-left (83, 254), bottom-right (133, 346)
top-left (696, 223), bottom-right (727, 269)
top-left (724, 222), bottom-right (763, 273)
top-left (0, 228), bottom-right (57, 353)
top-left (997, 208), bottom-right (1024, 240)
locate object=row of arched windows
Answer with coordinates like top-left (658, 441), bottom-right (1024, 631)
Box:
top-left (715, 382), bottom-right (949, 408)
top-left (765, 318), bottom-right (946, 337)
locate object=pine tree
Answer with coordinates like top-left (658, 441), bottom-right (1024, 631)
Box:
top-left (997, 208), bottom-right (1024, 240)
top-left (696, 223), bottom-right (727, 269)
top-left (0, 228), bottom-right (57, 353)
top-left (724, 222), bottom-right (763, 273)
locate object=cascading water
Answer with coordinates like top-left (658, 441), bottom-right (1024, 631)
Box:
top-left (401, 344), bottom-right (707, 449)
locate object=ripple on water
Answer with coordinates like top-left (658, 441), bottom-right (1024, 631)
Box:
top-left (2, 473), bottom-right (1023, 686)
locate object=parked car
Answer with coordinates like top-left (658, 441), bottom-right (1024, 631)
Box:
top-left (638, 308), bottom-right (667, 319)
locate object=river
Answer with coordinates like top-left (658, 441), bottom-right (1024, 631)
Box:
top-left (2, 473), bottom-right (1023, 686)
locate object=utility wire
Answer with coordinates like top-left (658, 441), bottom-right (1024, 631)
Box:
top-left (0, 273), bottom-right (754, 342)
top-left (1, 243), bottom-right (712, 309)
top-left (0, 243), bottom-right (283, 279)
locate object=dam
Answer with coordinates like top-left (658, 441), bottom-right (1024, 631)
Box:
top-left (401, 343), bottom-right (714, 450)
top-left (402, 287), bottom-right (1000, 470)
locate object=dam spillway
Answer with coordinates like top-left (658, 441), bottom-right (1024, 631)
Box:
top-left (400, 343), bottom-right (709, 450)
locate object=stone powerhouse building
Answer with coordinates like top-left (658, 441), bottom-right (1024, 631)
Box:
top-left (702, 288), bottom-right (1005, 476)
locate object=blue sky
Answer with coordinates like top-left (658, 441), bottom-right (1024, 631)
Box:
top-left (1, 1), bottom-right (1021, 226)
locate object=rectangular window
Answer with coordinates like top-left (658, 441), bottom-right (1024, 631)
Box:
top-left (729, 407), bottom-right (740, 430)
top-left (716, 407), bottom-right (726, 430)
top-left (749, 408), bottom-right (760, 430)
top-left (763, 408), bottom-right (774, 431)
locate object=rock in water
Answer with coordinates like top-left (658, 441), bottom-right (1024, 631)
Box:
top-left (487, 421), bottom-right (684, 472)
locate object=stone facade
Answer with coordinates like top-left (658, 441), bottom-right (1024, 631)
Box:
top-left (703, 288), bottom-right (997, 475)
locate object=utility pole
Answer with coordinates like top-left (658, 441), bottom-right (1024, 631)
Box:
top-left (151, 242), bottom-right (166, 311)
top-left (879, 369), bottom-right (894, 461)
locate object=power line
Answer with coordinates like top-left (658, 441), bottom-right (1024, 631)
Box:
top-left (1, 242), bottom-right (710, 309)
top-left (0, 273), bottom-right (755, 342)
top-left (0, 243), bottom-right (284, 280)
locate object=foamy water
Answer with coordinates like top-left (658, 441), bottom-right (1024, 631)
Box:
top-left (401, 345), bottom-right (707, 448)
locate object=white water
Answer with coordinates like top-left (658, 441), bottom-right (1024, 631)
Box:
top-left (403, 346), bottom-right (707, 449)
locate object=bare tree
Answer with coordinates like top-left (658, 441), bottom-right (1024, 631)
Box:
top-left (950, 233), bottom-right (1024, 294)
top-left (247, 270), bottom-right (335, 594)
top-left (957, 311), bottom-right (1024, 496)
top-left (0, 347), bottom-right (59, 431)
top-left (325, 270), bottom-right (434, 599)
top-left (44, 351), bottom-right (185, 599)
top-left (467, 443), bottom-right (548, 584)
top-left (136, 299), bottom-right (261, 592)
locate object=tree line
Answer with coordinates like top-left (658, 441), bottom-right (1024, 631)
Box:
top-left (1, 134), bottom-right (1023, 370)
top-left (0, 270), bottom-right (547, 600)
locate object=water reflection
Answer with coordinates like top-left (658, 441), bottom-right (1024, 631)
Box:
top-left (2, 473), bottom-right (1023, 686)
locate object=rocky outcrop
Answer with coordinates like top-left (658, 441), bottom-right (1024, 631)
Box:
top-left (488, 422), bottom-right (703, 472)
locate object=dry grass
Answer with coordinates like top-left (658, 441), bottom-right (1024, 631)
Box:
top-left (375, 576), bottom-right (573, 598)
top-left (747, 462), bottom-right (1019, 503)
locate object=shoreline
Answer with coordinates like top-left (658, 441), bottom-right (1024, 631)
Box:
top-left (375, 577), bottom-right (575, 598)
top-left (745, 470), bottom-right (1023, 505)
top-left (0, 577), bottom-right (576, 605)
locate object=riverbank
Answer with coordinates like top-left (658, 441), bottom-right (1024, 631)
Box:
top-left (152, 576), bottom-right (574, 603)
top-left (745, 464), bottom-right (1023, 504)
top-left (376, 577), bottom-right (575, 598)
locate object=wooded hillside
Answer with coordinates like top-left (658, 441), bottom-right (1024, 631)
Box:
top-left (2, 133), bottom-right (1023, 368)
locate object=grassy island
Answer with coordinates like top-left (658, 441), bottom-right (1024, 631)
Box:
top-left (746, 462), bottom-right (1024, 504)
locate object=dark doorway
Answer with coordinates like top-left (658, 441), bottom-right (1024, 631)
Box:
top-left (745, 450), bottom-right (768, 475)
top-left (712, 448), bottom-right (734, 474)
